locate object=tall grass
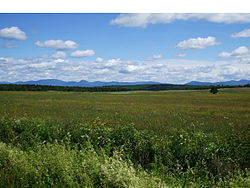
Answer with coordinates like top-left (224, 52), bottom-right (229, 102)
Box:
top-left (0, 117), bottom-right (249, 187)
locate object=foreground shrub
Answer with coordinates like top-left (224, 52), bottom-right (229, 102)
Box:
top-left (0, 142), bottom-right (163, 187)
top-left (0, 117), bottom-right (249, 187)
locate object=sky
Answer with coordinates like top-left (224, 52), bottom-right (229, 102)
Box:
top-left (0, 13), bottom-right (250, 84)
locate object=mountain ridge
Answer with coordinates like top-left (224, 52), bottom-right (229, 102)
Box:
top-left (0, 79), bottom-right (249, 87)
top-left (186, 79), bottom-right (250, 86)
top-left (0, 79), bottom-right (162, 87)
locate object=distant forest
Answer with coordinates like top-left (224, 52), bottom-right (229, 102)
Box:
top-left (0, 84), bottom-right (249, 92)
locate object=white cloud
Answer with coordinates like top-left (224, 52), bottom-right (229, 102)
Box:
top-left (28, 59), bottom-right (66, 69)
top-left (218, 52), bottom-right (231, 58)
top-left (218, 46), bottom-right (250, 58)
top-left (53, 59), bottom-right (66, 63)
top-left (146, 54), bottom-right (163, 61)
top-left (218, 46), bottom-right (250, 64)
top-left (177, 36), bottom-right (220, 49)
top-left (233, 46), bottom-right (249, 55)
top-left (152, 54), bottom-right (163, 59)
top-left (35, 40), bottom-right (78, 50)
top-left (0, 57), bottom-right (13, 64)
top-left (70, 49), bottom-right (95, 58)
top-left (0, 27), bottom-right (27, 40)
top-left (231, 29), bottom-right (250, 38)
top-left (119, 65), bottom-right (143, 74)
top-left (175, 53), bottom-right (187, 57)
top-left (41, 51), bottom-right (67, 59)
top-left (0, 57), bottom-right (30, 65)
top-left (95, 57), bottom-right (104, 63)
top-left (49, 51), bottom-right (67, 59)
top-left (111, 13), bottom-right (250, 28)
top-left (28, 62), bottom-right (51, 69)
top-left (1, 56), bottom-right (250, 84)
top-left (106, 58), bottom-right (122, 66)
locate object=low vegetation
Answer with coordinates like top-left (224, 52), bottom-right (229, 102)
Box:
top-left (0, 89), bottom-right (249, 187)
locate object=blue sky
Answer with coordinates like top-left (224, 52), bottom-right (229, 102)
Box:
top-left (0, 13), bottom-right (250, 83)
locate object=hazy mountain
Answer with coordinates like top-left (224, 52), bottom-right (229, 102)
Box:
top-left (0, 82), bottom-right (10, 84)
top-left (15, 79), bottom-right (68, 86)
top-left (186, 79), bottom-right (250, 86)
top-left (1, 79), bottom-right (249, 87)
top-left (1, 79), bottom-right (161, 87)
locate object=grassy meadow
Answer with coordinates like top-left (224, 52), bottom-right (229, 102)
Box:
top-left (0, 88), bottom-right (249, 187)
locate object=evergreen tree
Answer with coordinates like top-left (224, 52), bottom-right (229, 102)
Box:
top-left (210, 87), bottom-right (218, 94)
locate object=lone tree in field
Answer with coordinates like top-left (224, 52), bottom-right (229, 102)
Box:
top-left (210, 87), bottom-right (219, 94)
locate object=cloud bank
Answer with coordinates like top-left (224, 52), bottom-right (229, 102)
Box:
top-left (1, 56), bottom-right (250, 84)
top-left (70, 50), bottom-right (95, 58)
top-left (111, 14), bottom-right (250, 28)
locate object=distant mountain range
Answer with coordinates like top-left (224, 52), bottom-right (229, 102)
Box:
top-left (0, 79), bottom-right (249, 87)
top-left (186, 79), bottom-right (250, 86)
top-left (0, 79), bottom-right (161, 87)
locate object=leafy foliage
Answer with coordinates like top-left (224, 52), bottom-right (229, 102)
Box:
top-left (0, 118), bottom-right (249, 187)
top-left (210, 87), bottom-right (219, 94)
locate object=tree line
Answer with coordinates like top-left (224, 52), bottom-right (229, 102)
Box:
top-left (0, 83), bottom-right (249, 92)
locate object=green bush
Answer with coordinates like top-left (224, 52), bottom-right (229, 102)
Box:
top-left (0, 118), bottom-right (249, 187)
top-left (0, 142), bottom-right (163, 187)
top-left (210, 87), bottom-right (219, 94)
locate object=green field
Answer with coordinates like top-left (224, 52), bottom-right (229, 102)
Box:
top-left (0, 89), bottom-right (249, 187)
